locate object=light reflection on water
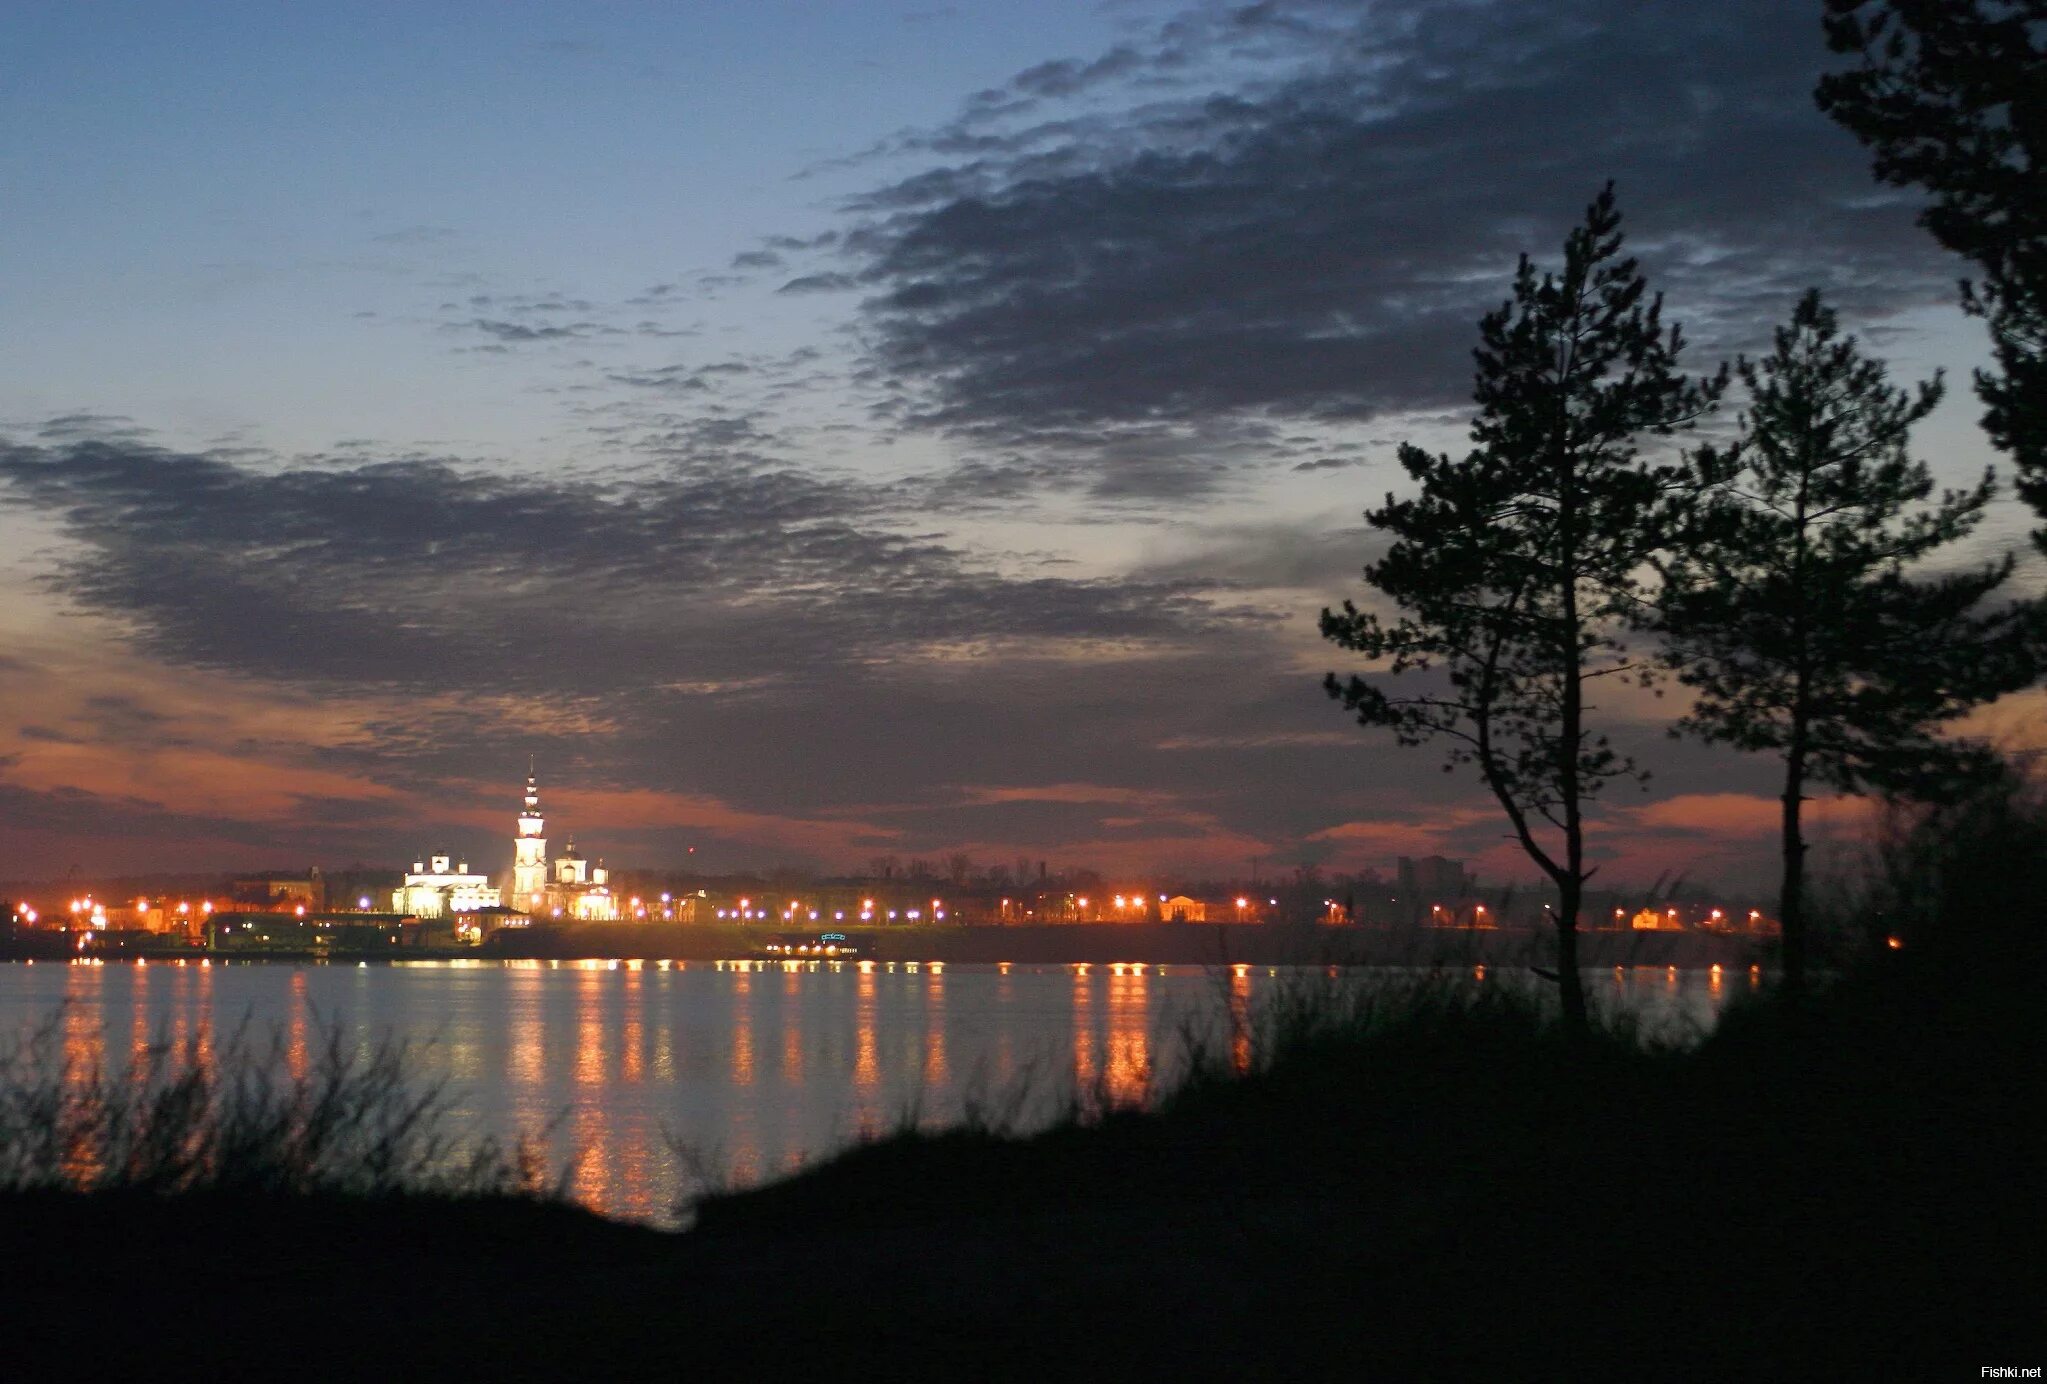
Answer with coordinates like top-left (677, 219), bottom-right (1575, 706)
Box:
top-left (0, 959), bottom-right (1743, 1223)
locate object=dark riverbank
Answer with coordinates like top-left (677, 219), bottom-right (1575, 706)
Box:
top-left (2, 956), bottom-right (2035, 1380)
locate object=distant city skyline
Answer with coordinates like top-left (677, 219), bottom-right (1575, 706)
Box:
top-left (3, 1), bottom-right (2042, 890)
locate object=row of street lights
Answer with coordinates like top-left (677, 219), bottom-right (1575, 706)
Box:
top-left (711, 895), bottom-right (950, 923)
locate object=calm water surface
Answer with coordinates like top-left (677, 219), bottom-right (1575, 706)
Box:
top-left (0, 958), bottom-right (1745, 1222)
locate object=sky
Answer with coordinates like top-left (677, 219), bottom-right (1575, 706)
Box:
top-left (2, 0), bottom-right (2042, 892)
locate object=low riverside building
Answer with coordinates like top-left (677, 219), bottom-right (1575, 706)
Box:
top-left (458, 903), bottom-right (531, 944)
top-left (206, 912), bottom-right (433, 955)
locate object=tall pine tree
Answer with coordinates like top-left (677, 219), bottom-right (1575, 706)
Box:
top-left (1818, 0), bottom-right (2047, 545)
top-left (1656, 289), bottom-right (2034, 997)
top-left (1322, 186), bottom-right (1723, 1030)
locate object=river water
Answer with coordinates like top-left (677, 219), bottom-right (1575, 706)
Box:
top-left (0, 957), bottom-right (1745, 1223)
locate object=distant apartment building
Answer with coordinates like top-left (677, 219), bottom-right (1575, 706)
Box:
top-left (1397, 856), bottom-right (1473, 902)
top-left (228, 869), bottom-right (326, 913)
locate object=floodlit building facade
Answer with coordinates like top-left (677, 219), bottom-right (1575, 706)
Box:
top-left (392, 854), bottom-right (501, 918)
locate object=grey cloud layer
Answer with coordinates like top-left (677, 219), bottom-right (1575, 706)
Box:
top-left (839, 0), bottom-right (1951, 460)
top-left (0, 439), bottom-right (1250, 700)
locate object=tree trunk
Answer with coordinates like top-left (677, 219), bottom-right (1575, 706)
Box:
top-left (1556, 428), bottom-right (1588, 1034)
top-left (1783, 452), bottom-right (1812, 1003)
top-left (1779, 735), bottom-right (1809, 1001)
top-left (1555, 873), bottom-right (1588, 1030)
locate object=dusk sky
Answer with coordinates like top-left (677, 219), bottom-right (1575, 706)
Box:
top-left (3, 0), bottom-right (2042, 889)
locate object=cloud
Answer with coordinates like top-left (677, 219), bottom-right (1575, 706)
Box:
top-left (1007, 46), bottom-right (1146, 101)
top-left (0, 437), bottom-right (1256, 706)
top-left (777, 272), bottom-right (860, 296)
top-left (431, 287), bottom-right (700, 349)
top-left (0, 774), bottom-right (410, 858)
top-left (74, 694), bottom-right (192, 751)
top-left (1136, 519), bottom-right (1380, 592)
top-left (461, 317), bottom-right (601, 343)
top-left (1628, 792), bottom-right (1871, 840)
top-left (835, 0), bottom-right (1952, 487)
top-left (36, 412), bottom-right (151, 443)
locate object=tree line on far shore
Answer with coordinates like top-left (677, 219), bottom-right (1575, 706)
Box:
top-left (1322, 0), bottom-right (2047, 1028)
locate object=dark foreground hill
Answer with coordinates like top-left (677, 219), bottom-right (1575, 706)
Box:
top-left (2, 962), bottom-right (2041, 1382)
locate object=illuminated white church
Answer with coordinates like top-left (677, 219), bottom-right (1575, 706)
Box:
top-left (393, 853), bottom-right (501, 918)
top-left (510, 769), bottom-right (619, 922)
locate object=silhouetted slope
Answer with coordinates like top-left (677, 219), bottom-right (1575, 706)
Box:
top-left (3, 962), bottom-right (2040, 1381)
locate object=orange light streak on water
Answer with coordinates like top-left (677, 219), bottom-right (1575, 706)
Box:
top-left (129, 959), bottom-right (152, 1066)
top-left (575, 968), bottom-right (606, 1088)
top-left (286, 969), bottom-right (310, 1082)
top-left (1104, 965), bottom-right (1150, 1107)
top-left (924, 965), bottom-right (948, 1089)
top-left (509, 966), bottom-right (544, 1089)
top-left (62, 967), bottom-right (106, 1186)
top-left (621, 965), bottom-right (645, 1084)
top-left (854, 966), bottom-right (878, 1092)
top-left (1073, 964), bottom-right (1097, 1090)
top-left (731, 968), bottom-right (755, 1087)
top-left (1230, 966), bottom-right (1253, 1075)
top-left (782, 965), bottom-right (806, 1086)
top-left (570, 1097), bottom-right (609, 1210)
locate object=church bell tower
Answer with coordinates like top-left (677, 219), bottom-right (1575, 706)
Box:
top-left (512, 764), bottom-right (547, 906)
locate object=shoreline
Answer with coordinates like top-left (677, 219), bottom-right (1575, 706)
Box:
top-left (3, 920), bottom-right (1771, 968)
